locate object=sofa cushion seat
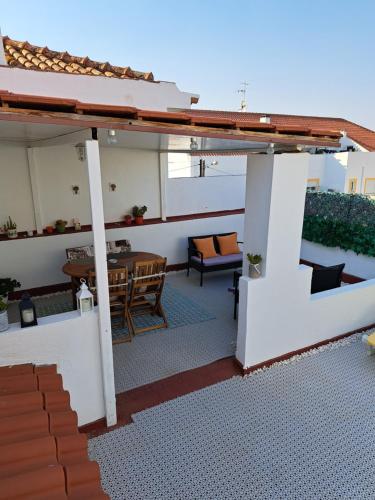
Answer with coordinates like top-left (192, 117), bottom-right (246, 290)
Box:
top-left (191, 252), bottom-right (243, 266)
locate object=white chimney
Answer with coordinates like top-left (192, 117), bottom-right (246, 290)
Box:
top-left (0, 28), bottom-right (7, 65)
top-left (260, 115), bottom-right (271, 124)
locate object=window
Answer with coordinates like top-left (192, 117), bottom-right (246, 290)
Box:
top-left (364, 178), bottom-right (375, 195)
top-left (348, 178), bottom-right (357, 194)
top-left (307, 178), bottom-right (320, 191)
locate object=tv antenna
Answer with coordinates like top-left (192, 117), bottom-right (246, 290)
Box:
top-left (237, 81), bottom-right (249, 112)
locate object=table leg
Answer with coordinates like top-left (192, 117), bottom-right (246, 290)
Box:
top-left (71, 278), bottom-right (78, 310)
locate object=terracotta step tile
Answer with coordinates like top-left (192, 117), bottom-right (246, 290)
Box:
top-left (49, 410), bottom-right (78, 437)
top-left (64, 461), bottom-right (108, 499)
top-left (0, 435), bottom-right (58, 478)
top-left (0, 373), bottom-right (38, 395)
top-left (0, 464), bottom-right (67, 499)
top-left (69, 491), bottom-right (109, 499)
top-left (0, 391), bottom-right (43, 418)
top-left (0, 410), bottom-right (49, 445)
top-left (56, 434), bottom-right (88, 465)
top-left (37, 373), bottom-right (63, 392)
top-left (43, 390), bottom-right (71, 413)
top-left (34, 364), bottom-right (58, 375)
top-left (0, 363), bottom-right (34, 377)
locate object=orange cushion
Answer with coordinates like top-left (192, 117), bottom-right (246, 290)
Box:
top-left (216, 233), bottom-right (240, 256)
top-left (193, 237), bottom-right (218, 259)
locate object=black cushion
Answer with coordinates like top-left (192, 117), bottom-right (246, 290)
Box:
top-left (311, 263), bottom-right (345, 294)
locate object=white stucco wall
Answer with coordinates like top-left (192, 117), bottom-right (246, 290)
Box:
top-left (0, 145), bottom-right (36, 230)
top-left (0, 213), bottom-right (244, 290)
top-left (0, 145), bottom-right (161, 231)
top-left (236, 153), bottom-right (375, 369)
top-left (0, 310), bottom-right (105, 425)
top-left (0, 66), bottom-right (195, 111)
top-left (167, 176), bottom-right (246, 216)
top-left (345, 151), bottom-right (375, 194)
top-left (301, 240), bottom-right (375, 280)
top-left (323, 153), bottom-right (347, 192)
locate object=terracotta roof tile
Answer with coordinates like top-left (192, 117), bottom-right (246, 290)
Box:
top-left (0, 363), bottom-right (108, 499)
top-left (3, 36), bottom-right (154, 82)
top-left (184, 109), bottom-right (375, 151)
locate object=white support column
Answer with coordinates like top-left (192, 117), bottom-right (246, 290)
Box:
top-left (27, 148), bottom-right (44, 234)
top-left (159, 152), bottom-right (168, 221)
top-left (85, 139), bottom-right (117, 427)
top-left (236, 153), bottom-right (311, 369)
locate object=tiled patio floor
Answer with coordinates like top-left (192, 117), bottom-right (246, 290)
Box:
top-left (89, 332), bottom-right (375, 500)
top-left (113, 270), bottom-right (237, 392)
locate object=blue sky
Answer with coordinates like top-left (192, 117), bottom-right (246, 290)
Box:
top-left (1, 0), bottom-right (374, 128)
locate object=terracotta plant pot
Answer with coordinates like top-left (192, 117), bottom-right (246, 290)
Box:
top-left (134, 216), bottom-right (144, 225)
top-left (124, 215), bottom-right (132, 225)
top-left (46, 226), bottom-right (54, 234)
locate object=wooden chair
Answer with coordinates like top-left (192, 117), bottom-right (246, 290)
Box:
top-left (128, 258), bottom-right (168, 335)
top-left (88, 267), bottom-right (132, 344)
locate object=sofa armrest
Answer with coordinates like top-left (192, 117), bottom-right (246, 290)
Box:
top-left (188, 247), bottom-right (204, 264)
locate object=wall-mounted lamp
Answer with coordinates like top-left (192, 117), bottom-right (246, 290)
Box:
top-left (75, 143), bottom-right (86, 162)
top-left (190, 138), bottom-right (198, 151)
top-left (109, 183), bottom-right (117, 192)
top-left (107, 129), bottom-right (117, 145)
top-left (72, 185), bottom-right (80, 195)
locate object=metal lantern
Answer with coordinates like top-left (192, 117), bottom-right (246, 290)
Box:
top-left (76, 278), bottom-right (94, 314)
top-left (19, 293), bottom-right (38, 328)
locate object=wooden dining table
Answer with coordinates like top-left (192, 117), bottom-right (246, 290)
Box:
top-left (62, 251), bottom-right (163, 307)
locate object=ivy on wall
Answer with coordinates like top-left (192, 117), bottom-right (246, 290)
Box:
top-left (303, 192), bottom-right (375, 257)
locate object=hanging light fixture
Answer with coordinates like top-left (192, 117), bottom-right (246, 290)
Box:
top-left (107, 129), bottom-right (117, 145)
top-left (190, 137), bottom-right (198, 151)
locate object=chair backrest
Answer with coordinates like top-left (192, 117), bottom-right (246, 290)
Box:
top-left (130, 258), bottom-right (167, 298)
top-left (188, 233), bottom-right (237, 253)
top-left (106, 240), bottom-right (131, 254)
top-left (88, 267), bottom-right (129, 296)
top-left (66, 245), bottom-right (94, 261)
top-left (311, 263), bottom-right (345, 294)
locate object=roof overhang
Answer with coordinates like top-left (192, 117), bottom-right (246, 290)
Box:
top-left (0, 91), bottom-right (342, 151)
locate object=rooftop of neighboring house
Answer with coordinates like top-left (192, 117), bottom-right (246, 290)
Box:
top-left (2, 36), bottom-right (154, 81)
top-left (183, 109), bottom-right (375, 152)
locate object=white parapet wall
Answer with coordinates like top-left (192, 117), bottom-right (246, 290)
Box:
top-left (301, 240), bottom-right (375, 280)
top-left (0, 309), bottom-right (105, 425)
top-left (237, 153), bottom-right (375, 369)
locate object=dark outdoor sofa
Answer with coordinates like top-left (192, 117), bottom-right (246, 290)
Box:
top-left (187, 233), bottom-right (243, 286)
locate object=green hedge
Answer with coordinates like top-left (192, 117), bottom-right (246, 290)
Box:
top-left (303, 192), bottom-right (375, 257)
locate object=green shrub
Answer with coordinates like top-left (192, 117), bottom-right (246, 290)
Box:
top-left (303, 192), bottom-right (375, 257)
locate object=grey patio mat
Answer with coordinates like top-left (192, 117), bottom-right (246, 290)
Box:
top-left (89, 334), bottom-right (375, 499)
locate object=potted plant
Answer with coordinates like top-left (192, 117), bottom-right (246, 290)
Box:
top-left (247, 253), bottom-right (262, 279)
top-left (4, 216), bottom-right (17, 239)
top-left (0, 277), bottom-right (21, 302)
top-left (124, 214), bottom-right (132, 225)
top-left (132, 206), bottom-right (148, 225)
top-left (55, 219), bottom-right (68, 233)
top-left (0, 297), bottom-right (8, 332)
